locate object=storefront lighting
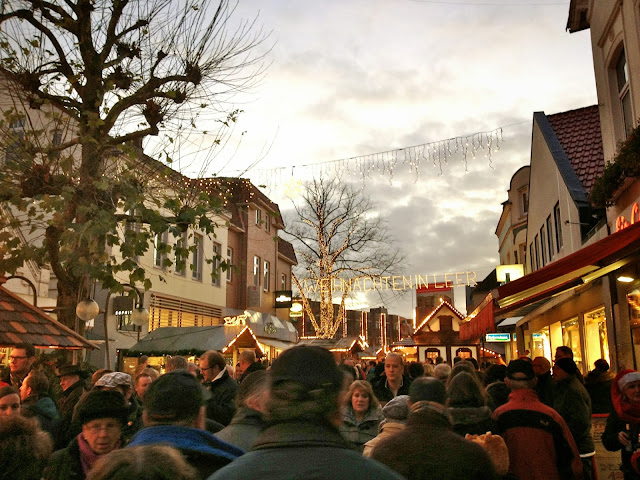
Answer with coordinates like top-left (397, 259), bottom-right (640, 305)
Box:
top-left (618, 275), bottom-right (635, 283)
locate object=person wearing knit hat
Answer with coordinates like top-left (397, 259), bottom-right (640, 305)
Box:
top-left (43, 390), bottom-right (127, 480)
top-left (210, 346), bottom-right (404, 480)
top-left (602, 369), bottom-right (640, 479)
top-left (552, 357), bottom-right (595, 479)
top-left (370, 377), bottom-right (498, 480)
top-left (363, 395), bottom-right (409, 457)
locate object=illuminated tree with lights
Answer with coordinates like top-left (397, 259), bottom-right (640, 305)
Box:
top-left (0, 0), bottom-right (266, 330)
top-left (286, 178), bottom-right (404, 339)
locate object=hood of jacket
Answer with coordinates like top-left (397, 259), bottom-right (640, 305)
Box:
top-left (448, 405), bottom-right (492, 426)
top-left (127, 425), bottom-right (244, 459)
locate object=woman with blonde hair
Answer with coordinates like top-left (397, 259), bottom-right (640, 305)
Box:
top-left (339, 380), bottom-right (383, 452)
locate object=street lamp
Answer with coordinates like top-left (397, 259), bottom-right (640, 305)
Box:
top-left (76, 298), bottom-right (100, 322)
top-left (131, 305), bottom-right (149, 327)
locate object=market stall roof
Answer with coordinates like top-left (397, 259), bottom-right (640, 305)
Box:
top-left (0, 278), bottom-right (96, 349)
top-left (127, 325), bottom-right (264, 356)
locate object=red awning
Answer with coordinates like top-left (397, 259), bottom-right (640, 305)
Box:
top-left (460, 298), bottom-right (494, 340)
top-left (494, 221), bottom-right (640, 315)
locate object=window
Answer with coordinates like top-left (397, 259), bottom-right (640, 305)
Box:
top-left (265, 213), bottom-right (271, 233)
top-left (153, 232), bottom-right (168, 268)
top-left (175, 232), bottom-right (187, 276)
top-left (52, 130), bottom-right (63, 146)
top-left (212, 242), bottom-right (221, 286)
top-left (253, 256), bottom-right (260, 286)
top-left (546, 215), bottom-right (553, 260)
top-left (554, 202), bottom-right (563, 252)
top-left (226, 247), bottom-right (233, 283)
top-left (540, 226), bottom-right (547, 267)
top-left (5, 115), bottom-right (26, 164)
top-left (518, 187), bottom-right (529, 217)
top-left (534, 235), bottom-right (540, 270)
top-left (616, 49), bottom-right (634, 138)
top-left (255, 208), bottom-right (262, 226)
top-left (263, 260), bottom-right (270, 291)
top-left (529, 244), bottom-right (534, 272)
top-left (191, 234), bottom-right (203, 281)
top-left (125, 209), bottom-right (140, 262)
top-left (281, 273), bottom-right (287, 290)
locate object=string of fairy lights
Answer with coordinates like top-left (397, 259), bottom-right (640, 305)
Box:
top-left (218, 126), bottom-right (506, 195)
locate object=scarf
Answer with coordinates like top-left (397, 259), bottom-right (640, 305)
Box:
top-left (612, 369), bottom-right (640, 423)
top-left (77, 433), bottom-right (120, 476)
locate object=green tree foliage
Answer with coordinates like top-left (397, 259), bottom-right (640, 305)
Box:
top-left (0, 0), bottom-right (266, 330)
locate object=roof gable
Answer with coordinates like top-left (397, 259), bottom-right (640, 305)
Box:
top-left (413, 300), bottom-right (465, 335)
top-left (536, 106), bottom-right (604, 202)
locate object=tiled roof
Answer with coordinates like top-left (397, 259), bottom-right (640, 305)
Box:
top-left (278, 238), bottom-right (298, 265)
top-left (547, 105), bottom-right (604, 195)
top-left (0, 280), bottom-right (96, 349)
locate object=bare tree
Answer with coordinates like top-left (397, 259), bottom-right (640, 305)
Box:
top-left (0, 0), bottom-right (267, 330)
top-left (285, 178), bottom-right (404, 339)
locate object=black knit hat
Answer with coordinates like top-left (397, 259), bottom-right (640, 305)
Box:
top-left (270, 346), bottom-right (343, 392)
top-left (554, 357), bottom-right (578, 375)
top-left (76, 389), bottom-right (128, 426)
top-left (506, 359), bottom-right (535, 380)
top-left (143, 370), bottom-right (203, 423)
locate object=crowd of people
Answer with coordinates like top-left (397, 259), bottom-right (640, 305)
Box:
top-left (1, 341), bottom-right (639, 480)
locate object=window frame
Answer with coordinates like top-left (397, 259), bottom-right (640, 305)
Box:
top-left (615, 48), bottom-right (634, 138)
top-left (546, 215), bottom-right (553, 260)
top-left (226, 247), bottom-right (233, 283)
top-left (253, 256), bottom-right (261, 287)
top-left (263, 260), bottom-right (270, 292)
top-left (540, 225), bottom-right (547, 267)
top-left (281, 273), bottom-right (287, 290)
top-left (554, 202), bottom-right (563, 253)
top-left (191, 234), bottom-right (203, 281)
top-left (212, 242), bottom-right (222, 287)
top-left (153, 232), bottom-right (168, 269)
top-left (255, 208), bottom-right (262, 226)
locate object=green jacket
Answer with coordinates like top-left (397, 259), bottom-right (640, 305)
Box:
top-left (553, 375), bottom-right (595, 454)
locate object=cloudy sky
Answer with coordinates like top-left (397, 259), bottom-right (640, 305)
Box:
top-left (183, 0), bottom-right (598, 317)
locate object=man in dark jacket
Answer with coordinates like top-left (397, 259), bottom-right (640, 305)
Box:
top-left (127, 370), bottom-right (242, 479)
top-left (372, 352), bottom-right (411, 405)
top-left (210, 346), bottom-right (404, 480)
top-left (54, 364), bottom-right (88, 449)
top-left (370, 377), bottom-right (497, 480)
top-left (237, 350), bottom-right (265, 383)
top-left (19, 370), bottom-right (59, 434)
top-left (215, 370), bottom-right (268, 451)
top-left (532, 356), bottom-right (555, 406)
top-left (553, 357), bottom-right (595, 479)
top-left (2, 342), bottom-right (36, 388)
top-left (200, 350), bottom-right (237, 426)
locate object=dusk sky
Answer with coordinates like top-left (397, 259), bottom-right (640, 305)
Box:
top-left (180, 0), bottom-right (598, 317)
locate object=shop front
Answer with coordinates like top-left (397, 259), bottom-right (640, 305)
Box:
top-left (473, 220), bottom-right (640, 373)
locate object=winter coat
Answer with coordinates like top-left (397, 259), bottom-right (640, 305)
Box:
top-left (449, 405), bottom-right (498, 437)
top-left (128, 425), bottom-right (243, 479)
top-left (601, 369), bottom-right (640, 479)
top-left (371, 375), bottom-right (411, 404)
top-left (42, 437), bottom-right (84, 480)
top-left (21, 395), bottom-right (60, 434)
top-left (54, 380), bottom-right (86, 449)
top-left (214, 407), bottom-right (266, 451)
top-left (339, 406), bottom-right (383, 451)
top-left (493, 388), bottom-right (582, 480)
top-left (209, 420), bottom-right (404, 480)
top-left (535, 371), bottom-right (556, 407)
top-left (585, 370), bottom-right (615, 414)
top-left (553, 374), bottom-right (595, 455)
top-left (204, 370), bottom-right (238, 426)
top-left (239, 362), bottom-right (266, 383)
top-left (362, 421), bottom-right (405, 457)
top-left (370, 403), bottom-right (498, 480)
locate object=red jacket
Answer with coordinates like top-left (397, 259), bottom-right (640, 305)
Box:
top-left (492, 388), bottom-right (582, 480)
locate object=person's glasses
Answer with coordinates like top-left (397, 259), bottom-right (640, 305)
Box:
top-left (9, 356), bottom-right (28, 362)
top-left (84, 421), bottom-right (120, 434)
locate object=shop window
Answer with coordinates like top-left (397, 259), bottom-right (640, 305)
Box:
top-left (561, 318), bottom-right (583, 373)
top-left (456, 347), bottom-right (472, 359)
top-left (584, 307), bottom-right (610, 370)
top-left (531, 327), bottom-right (551, 360)
top-left (628, 290), bottom-right (640, 370)
top-left (425, 348), bottom-right (440, 363)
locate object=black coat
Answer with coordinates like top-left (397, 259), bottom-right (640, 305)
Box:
top-left (54, 380), bottom-right (86, 449)
top-left (371, 375), bottom-right (411, 404)
top-left (204, 370), bottom-right (238, 426)
top-left (370, 406), bottom-right (498, 480)
top-left (602, 408), bottom-right (640, 479)
top-left (209, 421), bottom-right (404, 480)
top-left (42, 437), bottom-right (84, 480)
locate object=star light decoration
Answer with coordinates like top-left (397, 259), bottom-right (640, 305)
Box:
top-left (243, 127), bottom-right (504, 194)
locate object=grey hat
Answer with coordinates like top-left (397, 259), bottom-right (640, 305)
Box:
top-left (382, 394), bottom-right (409, 422)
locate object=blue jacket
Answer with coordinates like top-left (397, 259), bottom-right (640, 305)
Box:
top-left (128, 425), bottom-right (243, 479)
